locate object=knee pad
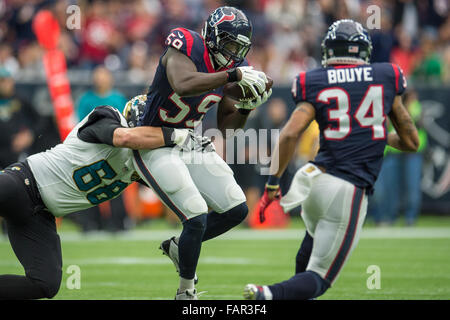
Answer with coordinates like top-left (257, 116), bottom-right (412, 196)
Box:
top-left (225, 183), bottom-right (246, 205)
top-left (182, 194), bottom-right (208, 217)
top-left (152, 160), bottom-right (190, 194)
top-left (226, 202), bottom-right (248, 223)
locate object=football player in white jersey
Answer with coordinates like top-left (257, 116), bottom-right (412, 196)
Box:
top-left (0, 99), bottom-right (195, 299)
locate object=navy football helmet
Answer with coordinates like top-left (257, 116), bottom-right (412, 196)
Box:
top-left (321, 19), bottom-right (372, 67)
top-left (202, 6), bottom-right (252, 69)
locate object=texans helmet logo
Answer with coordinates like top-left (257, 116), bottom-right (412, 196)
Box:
top-left (210, 8), bottom-right (236, 27)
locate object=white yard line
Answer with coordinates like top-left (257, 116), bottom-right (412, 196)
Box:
top-left (1, 227), bottom-right (449, 244)
top-left (0, 256), bottom-right (266, 267)
top-left (49, 227), bottom-right (450, 242)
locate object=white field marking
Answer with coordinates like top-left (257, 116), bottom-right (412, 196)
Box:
top-left (1, 227), bottom-right (449, 244)
top-left (41, 227), bottom-right (450, 242)
top-left (66, 256), bottom-right (263, 266)
top-left (0, 256), bottom-right (266, 267)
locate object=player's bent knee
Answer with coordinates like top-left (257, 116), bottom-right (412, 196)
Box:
top-left (227, 202), bottom-right (248, 222)
top-left (32, 271), bottom-right (62, 299)
top-left (184, 213), bottom-right (207, 232)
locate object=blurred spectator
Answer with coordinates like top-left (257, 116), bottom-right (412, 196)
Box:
top-left (72, 65), bottom-right (129, 233)
top-left (78, 0), bottom-right (124, 69)
top-left (0, 66), bottom-right (42, 234)
top-left (412, 29), bottom-right (444, 84)
top-left (390, 26), bottom-right (420, 77)
top-left (369, 7), bottom-right (395, 63)
top-left (76, 65), bottom-right (128, 120)
top-left (369, 89), bottom-right (428, 226)
top-left (0, 43), bottom-right (19, 75)
top-left (0, 0), bottom-right (447, 84)
top-left (296, 120), bottom-right (319, 166)
top-left (0, 67), bottom-right (39, 168)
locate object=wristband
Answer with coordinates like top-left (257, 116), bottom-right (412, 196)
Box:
top-left (161, 127), bottom-right (175, 146)
top-left (266, 175), bottom-right (280, 190)
top-left (226, 67), bottom-right (239, 83)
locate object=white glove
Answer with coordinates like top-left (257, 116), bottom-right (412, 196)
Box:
top-left (171, 128), bottom-right (192, 146)
top-left (237, 66), bottom-right (268, 98)
top-left (235, 88), bottom-right (272, 111)
top-left (172, 129), bottom-right (215, 152)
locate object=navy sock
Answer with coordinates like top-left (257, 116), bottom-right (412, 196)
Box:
top-left (295, 232), bottom-right (313, 274)
top-left (268, 271), bottom-right (330, 300)
top-left (202, 202), bottom-right (248, 242)
top-left (178, 214), bottom-right (207, 279)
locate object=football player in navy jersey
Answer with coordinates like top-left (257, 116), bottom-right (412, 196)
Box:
top-left (244, 20), bottom-right (419, 300)
top-left (134, 6), bottom-right (272, 299)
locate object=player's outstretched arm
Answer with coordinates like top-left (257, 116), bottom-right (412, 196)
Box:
top-left (78, 114), bottom-right (189, 150)
top-left (258, 102), bottom-right (316, 220)
top-left (113, 126), bottom-right (165, 149)
top-left (113, 126), bottom-right (191, 150)
top-left (269, 102), bottom-right (316, 179)
top-left (387, 95), bottom-right (420, 152)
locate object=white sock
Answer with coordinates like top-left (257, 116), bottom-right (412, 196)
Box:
top-left (262, 286), bottom-right (273, 300)
top-left (179, 277), bottom-right (195, 292)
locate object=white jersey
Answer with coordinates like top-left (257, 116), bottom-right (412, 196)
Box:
top-left (27, 108), bottom-right (136, 217)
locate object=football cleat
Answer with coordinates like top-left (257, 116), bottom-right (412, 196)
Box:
top-left (175, 288), bottom-right (198, 300)
top-left (159, 237), bottom-right (198, 284)
top-left (243, 284), bottom-right (267, 300)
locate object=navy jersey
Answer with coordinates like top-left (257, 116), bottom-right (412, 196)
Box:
top-left (140, 27), bottom-right (248, 129)
top-left (292, 62), bottom-right (407, 191)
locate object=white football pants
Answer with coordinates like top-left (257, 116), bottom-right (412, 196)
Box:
top-left (281, 163), bottom-right (368, 285)
top-left (132, 147), bottom-right (246, 222)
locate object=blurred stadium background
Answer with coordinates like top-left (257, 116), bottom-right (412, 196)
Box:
top-left (0, 0), bottom-right (449, 299)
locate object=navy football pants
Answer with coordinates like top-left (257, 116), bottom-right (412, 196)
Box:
top-left (0, 163), bottom-right (62, 299)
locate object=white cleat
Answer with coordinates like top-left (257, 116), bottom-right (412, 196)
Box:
top-left (159, 236), bottom-right (198, 284)
top-left (175, 288), bottom-right (198, 300)
top-left (243, 284), bottom-right (270, 300)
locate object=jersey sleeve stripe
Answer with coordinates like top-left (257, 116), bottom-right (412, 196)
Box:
top-left (391, 63), bottom-right (399, 93)
top-left (174, 28), bottom-right (194, 57)
top-left (299, 71), bottom-right (306, 100)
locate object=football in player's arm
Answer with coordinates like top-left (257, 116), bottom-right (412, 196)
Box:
top-left (163, 46), bottom-right (270, 136)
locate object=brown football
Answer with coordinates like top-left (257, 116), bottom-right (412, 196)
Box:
top-left (224, 76), bottom-right (273, 101)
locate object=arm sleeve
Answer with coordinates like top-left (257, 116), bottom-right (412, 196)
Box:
top-left (77, 106), bottom-right (124, 146)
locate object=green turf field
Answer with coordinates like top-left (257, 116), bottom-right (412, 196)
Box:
top-left (1, 216), bottom-right (449, 300)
